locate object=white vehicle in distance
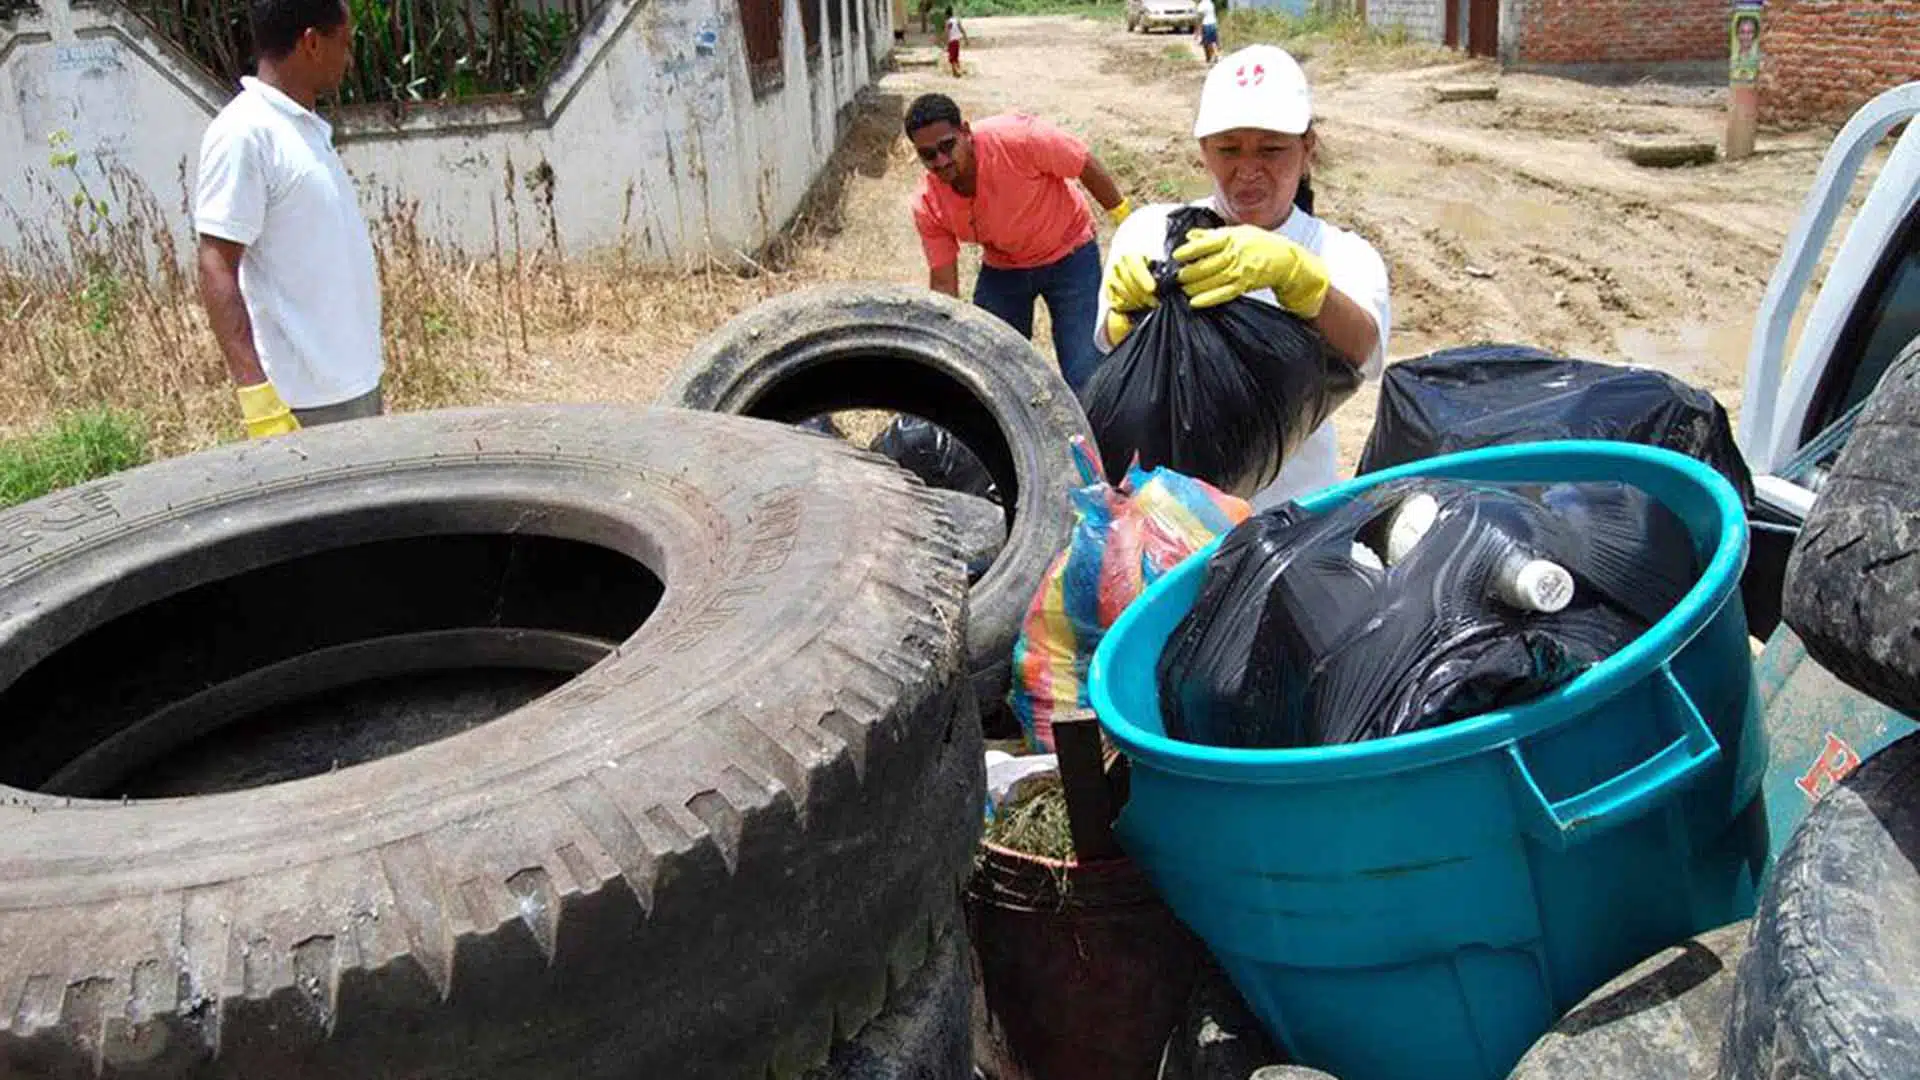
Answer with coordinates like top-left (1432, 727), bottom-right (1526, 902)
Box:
top-left (1126, 0), bottom-right (1201, 33)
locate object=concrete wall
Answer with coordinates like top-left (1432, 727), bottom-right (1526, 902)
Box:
top-left (1503, 0), bottom-right (1725, 66)
top-left (1365, 0), bottom-right (1445, 44)
top-left (1760, 0), bottom-right (1920, 127)
top-left (0, 0), bottom-right (891, 266)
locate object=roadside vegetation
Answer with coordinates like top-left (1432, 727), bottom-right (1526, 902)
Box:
top-left (0, 407), bottom-right (148, 509)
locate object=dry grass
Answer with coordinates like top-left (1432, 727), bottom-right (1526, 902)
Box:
top-left (984, 778), bottom-right (1077, 861)
top-left (0, 94), bottom-right (923, 469)
top-left (1219, 8), bottom-right (1457, 74)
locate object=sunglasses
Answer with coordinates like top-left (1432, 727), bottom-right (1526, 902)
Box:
top-left (916, 135), bottom-right (960, 165)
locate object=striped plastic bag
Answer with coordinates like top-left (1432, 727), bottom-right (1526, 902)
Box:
top-left (1009, 436), bottom-right (1252, 751)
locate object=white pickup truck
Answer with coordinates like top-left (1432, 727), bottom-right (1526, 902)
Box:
top-left (1737, 80), bottom-right (1920, 638)
top-left (1728, 80), bottom-right (1920, 871)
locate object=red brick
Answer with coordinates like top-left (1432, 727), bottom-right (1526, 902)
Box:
top-left (1511, 0), bottom-right (1728, 65)
top-left (1759, 0), bottom-right (1920, 127)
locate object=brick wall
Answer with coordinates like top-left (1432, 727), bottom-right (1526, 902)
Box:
top-left (1760, 1), bottom-right (1920, 127)
top-left (1367, 0), bottom-right (1446, 42)
top-left (1510, 0), bottom-right (1726, 65)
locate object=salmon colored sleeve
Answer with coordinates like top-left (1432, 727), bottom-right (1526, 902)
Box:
top-left (1014, 116), bottom-right (1091, 180)
top-left (913, 192), bottom-right (959, 270)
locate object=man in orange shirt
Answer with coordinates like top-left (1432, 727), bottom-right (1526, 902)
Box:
top-left (907, 93), bottom-right (1133, 395)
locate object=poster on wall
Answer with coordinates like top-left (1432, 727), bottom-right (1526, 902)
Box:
top-left (1729, 0), bottom-right (1763, 85)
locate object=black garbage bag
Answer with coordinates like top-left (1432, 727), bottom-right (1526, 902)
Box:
top-left (794, 414), bottom-right (844, 439)
top-left (1359, 345), bottom-right (1754, 505)
top-left (1082, 206), bottom-right (1359, 499)
top-left (870, 416), bottom-right (999, 503)
top-left (1157, 478), bottom-right (1700, 750)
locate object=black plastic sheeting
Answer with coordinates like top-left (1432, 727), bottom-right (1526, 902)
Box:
top-left (870, 416), bottom-right (1000, 503)
top-left (1158, 478), bottom-right (1700, 750)
top-left (1083, 206), bottom-right (1359, 499)
top-left (1359, 345), bottom-right (1754, 505)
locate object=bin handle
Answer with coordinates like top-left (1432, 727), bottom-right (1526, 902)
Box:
top-left (1508, 665), bottom-right (1721, 850)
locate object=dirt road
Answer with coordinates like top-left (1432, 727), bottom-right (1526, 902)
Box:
top-left (515, 15), bottom-right (1872, 473)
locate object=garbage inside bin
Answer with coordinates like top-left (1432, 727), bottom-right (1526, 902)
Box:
top-left (1158, 477), bottom-right (1701, 749)
top-left (1082, 206), bottom-right (1360, 498)
top-left (1009, 437), bottom-right (1252, 751)
top-left (871, 415), bottom-right (999, 502)
top-left (1359, 344), bottom-right (1754, 505)
top-left (1089, 441), bottom-right (1764, 1080)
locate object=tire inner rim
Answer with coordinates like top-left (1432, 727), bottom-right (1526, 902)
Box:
top-left (0, 532), bottom-right (661, 799)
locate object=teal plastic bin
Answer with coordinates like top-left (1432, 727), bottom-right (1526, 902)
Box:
top-left (1089, 442), bottom-right (1769, 1080)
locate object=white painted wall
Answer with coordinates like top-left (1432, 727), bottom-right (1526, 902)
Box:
top-left (1366, 0), bottom-right (1446, 44)
top-left (0, 0), bottom-right (891, 266)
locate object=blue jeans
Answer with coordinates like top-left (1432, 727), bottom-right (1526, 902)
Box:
top-left (972, 240), bottom-right (1105, 396)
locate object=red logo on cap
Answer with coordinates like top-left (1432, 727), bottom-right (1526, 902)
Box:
top-left (1236, 63), bottom-right (1266, 87)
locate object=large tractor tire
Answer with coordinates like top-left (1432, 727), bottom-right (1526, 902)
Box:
top-left (0, 405), bottom-right (983, 1079)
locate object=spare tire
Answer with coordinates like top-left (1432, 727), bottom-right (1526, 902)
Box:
top-left (661, 284), bottom-right (1093, 710)
top-left (1783, 334), bottom-right (1920, 715)
top-left (0, 406), bottom-right (983, 1079)
top-left (1720, 731), bottom-right (1920, 1080)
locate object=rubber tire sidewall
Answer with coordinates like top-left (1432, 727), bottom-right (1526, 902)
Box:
top-left (1721, 731), bottom-right (1920, 1080)
top-left (1784, 333), bottom-right (1920, 715)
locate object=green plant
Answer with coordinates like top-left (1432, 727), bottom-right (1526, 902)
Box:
top-left (47, 131), bottom-right (122, 336)
top-left (0, 407), bottom-right (149, 508)
top-left (959, 0), bottom-right (1120, 18)
top-left (1217, 6), bottom-right (1450, 68)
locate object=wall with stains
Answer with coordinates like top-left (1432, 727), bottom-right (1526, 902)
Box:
top-left (0, 0), bottom-right (890, 266)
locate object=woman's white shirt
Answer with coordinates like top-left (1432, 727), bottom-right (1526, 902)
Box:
top-left (1093, 197), bottom-right (1391, 511)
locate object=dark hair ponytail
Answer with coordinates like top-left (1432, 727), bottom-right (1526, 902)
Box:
top-left (1293, 173), bottom-right (1315, 215)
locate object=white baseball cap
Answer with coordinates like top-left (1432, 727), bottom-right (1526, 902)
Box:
top-left (1193, 45), bottom-right (1313, 138)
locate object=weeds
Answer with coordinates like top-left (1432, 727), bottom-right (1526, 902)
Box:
top-left (1218, 7), bottom-right (1452, 71)
top-left (1090, 135), bottom-right (1209, 204)
top-left (0, 130), bottom-right (819, 467)
top-left (985, 780), bottom-right (1077, 861)
top-left (959, 0), bottom-right (1119, 19)
top-left (0, 407), bottom-right (149, 508)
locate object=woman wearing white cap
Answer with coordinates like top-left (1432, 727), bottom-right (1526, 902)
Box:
top-left (1095, 43), bottom-right (1391, 511)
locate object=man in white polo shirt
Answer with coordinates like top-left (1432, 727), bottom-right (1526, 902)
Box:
top-left (195, 0), bottom-right (381, 438)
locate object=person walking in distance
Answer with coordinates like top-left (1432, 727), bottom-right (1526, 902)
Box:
top-left (1195, 0), bottom-right (1220, 63)
top-left (944, 7), bottom-right (968, 76)
top-left (907, 93), bottom-right (1133, 395)
top-left (195, 0), bottom-right (383, 438)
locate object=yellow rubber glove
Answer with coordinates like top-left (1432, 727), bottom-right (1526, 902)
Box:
top-left (1107, 198), bottom-right (1135, 227)
top-left (1102, 253), bottom-right (1158, 347)
top-left (1172, 226), bottom-right (1332, 317)
top-left (235, 381), bottom-right (299, 439)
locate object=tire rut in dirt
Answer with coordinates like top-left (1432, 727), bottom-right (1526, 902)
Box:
top-left (1784, 334), bottom-right (1920, 715)
top-left (0, 405), bottom-right (984, 1079)
top-left (660, 284), bottom-right (1093, 712)
top-left (1720, 730), bottom-right (1920, 1080)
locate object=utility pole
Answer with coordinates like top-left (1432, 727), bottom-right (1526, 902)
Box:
top-left (1726, 0), bottom-right (1763, 160)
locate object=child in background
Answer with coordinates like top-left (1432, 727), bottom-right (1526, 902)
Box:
top-left (945, 7), bottom-right (968, 76)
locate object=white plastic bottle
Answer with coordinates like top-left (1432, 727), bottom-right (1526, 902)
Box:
top-left (1383, 491), bottom-right (1575, 614)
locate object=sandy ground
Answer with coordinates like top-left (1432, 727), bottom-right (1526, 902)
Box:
top-left (501, 14), bottom-right (1882, 475)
